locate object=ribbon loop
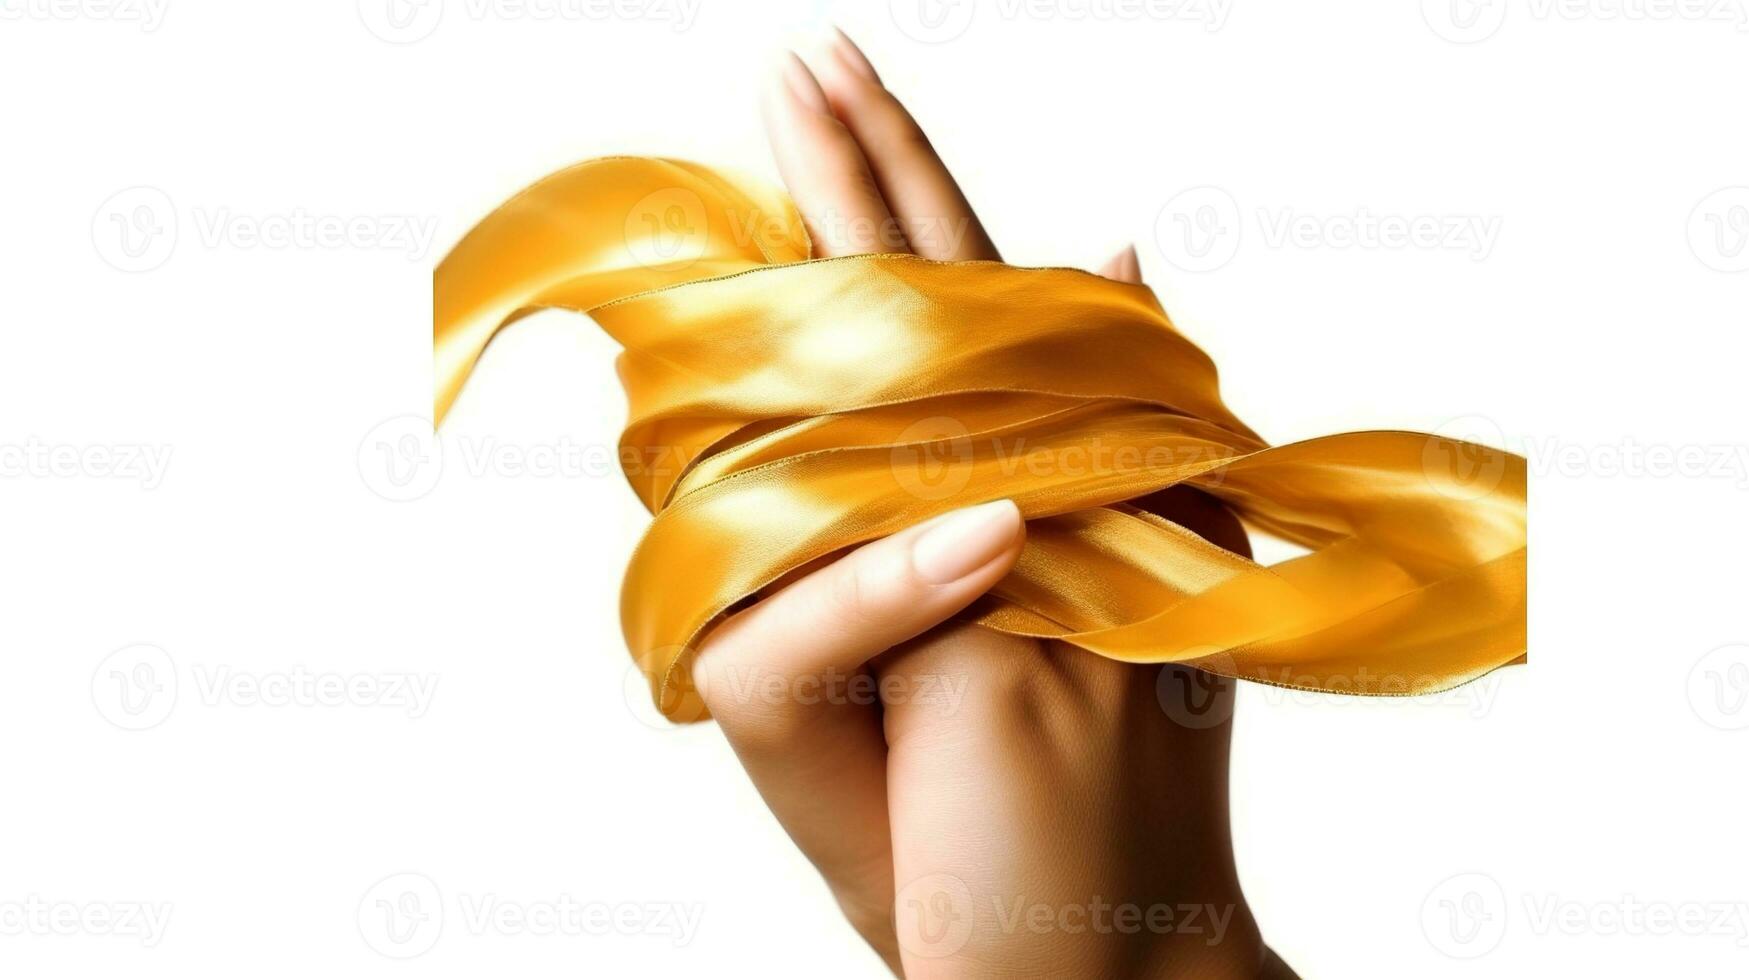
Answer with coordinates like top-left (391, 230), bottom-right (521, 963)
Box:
top-left (435, 158), bottom-right (1527, 721)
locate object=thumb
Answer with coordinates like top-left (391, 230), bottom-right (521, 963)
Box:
top-left (694, 499), bottom-right (1025, 709)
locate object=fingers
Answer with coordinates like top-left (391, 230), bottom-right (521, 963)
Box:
top-left (762, 51), bottom-right (907, 257)
top-left (690, 501), bottom-right (1023, 964)
top-left (695, 499), bottom-right (1025, 731)
top-left (811, 29), bottom-right (1001, 262)
top-left (1098, 243), bottom-right (1143, 284)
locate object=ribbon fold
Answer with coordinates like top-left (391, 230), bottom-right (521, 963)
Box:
top-left (435, 158), bottom-right (1527, 721)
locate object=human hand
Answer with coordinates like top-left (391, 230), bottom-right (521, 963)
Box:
top-left (690, 31), bottom-right (1294, 978)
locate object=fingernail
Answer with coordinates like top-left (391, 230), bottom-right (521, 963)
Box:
top-left (829, 27), bottom-right (882, 85)
top-left (1105, 243), bottom-right (1141, 283)
top-left (911, 500), bottom-right (1023, 584)
top-left (778, 50), bottom-right (831, 114)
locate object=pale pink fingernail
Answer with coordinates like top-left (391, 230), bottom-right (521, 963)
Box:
top-left (911, 500), bottom-right (1024, 584)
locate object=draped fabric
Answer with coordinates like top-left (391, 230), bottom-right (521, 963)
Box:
top-left (435, 158), bottom-right (1527, 721)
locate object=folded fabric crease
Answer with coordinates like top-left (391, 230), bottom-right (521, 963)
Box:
top-left (434, 157), bottom-right (1528, 722)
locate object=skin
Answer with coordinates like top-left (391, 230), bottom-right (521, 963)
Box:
top-left (690, 31), bottom-right (1299, 979)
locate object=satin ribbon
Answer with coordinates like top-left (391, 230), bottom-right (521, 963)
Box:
top-left (435, 157), bottom-right (1527, 721)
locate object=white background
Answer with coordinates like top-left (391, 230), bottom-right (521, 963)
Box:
top-left (3, 0), bottom-right (1746, 976)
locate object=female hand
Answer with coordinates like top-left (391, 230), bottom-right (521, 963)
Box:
top-left (689, 31), bottom-right (1296, 979)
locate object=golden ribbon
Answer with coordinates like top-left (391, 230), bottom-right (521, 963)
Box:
top-left (435, 157), bottom-right (1527, 721)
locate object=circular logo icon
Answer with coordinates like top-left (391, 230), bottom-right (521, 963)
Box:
top-left (358, 0), bottom-right (443, 43)
top-left (1687, 643), bottom-right (1749, 731)
top-left (1420, 872), bottom-right (1506, 958)
top-left (894, 872), bottom-right (974, 959)
top-left (358, 416), bottom-right (443, 502)
top-left (891, 416), bottom-right (975, 502)
top-left (358, 872), bottom-right (443, 958)
top-left (1155, 653), bottom-right (1238, 730)
top-left (890, 0), bottom-right (976, 43)
top-left (624, 188), bottom-right (710, 270)
top-left (1153, 186), bottom-right (1241, 273)
top-left (92, 644), bottom-right (178, 731)
top-left (1421, 0), bottom-right (1508, 44)
top-left (623, 647), bottom-right (711, 729)
top-left (1422, 415), bottom-right (1510, 501)
top-left (92, 187), bottom-right (177, 273)
top-left (1686, 187), bottom-right (1749, 273)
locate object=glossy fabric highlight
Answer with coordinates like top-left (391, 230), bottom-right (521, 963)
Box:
top-left (435, 158), bottom-right (1528, 721)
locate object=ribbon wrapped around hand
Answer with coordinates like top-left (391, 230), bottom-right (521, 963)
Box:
top-left (434, 158), bottom-right (1528, 722)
